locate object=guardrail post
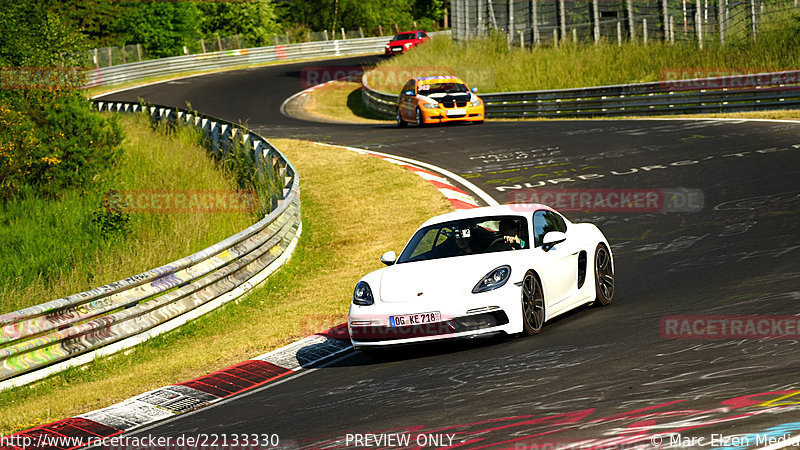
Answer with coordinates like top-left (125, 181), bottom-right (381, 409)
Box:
top-left (211, 122), bottom-right (220, 155)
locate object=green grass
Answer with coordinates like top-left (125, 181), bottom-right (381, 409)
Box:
top-left (0, 114), bottom-right (255, 314)
top-left (0, 139), bottom-right (453, 435)
top-left (369, 9), bottom-right (800, 93)
top-left (303, 80), bottom-right (392, 123)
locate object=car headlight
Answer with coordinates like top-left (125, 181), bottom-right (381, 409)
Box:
top-left (472, 266), bottom-right (511, 293)
top-left (470, 97), bottom-right (482, 107)
top-left (422, 102), bottom-right (439, 109)
top-left (353, 281), bottom-right (374, 306)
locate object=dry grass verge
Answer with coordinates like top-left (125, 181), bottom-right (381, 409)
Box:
top-left (0, 139), bottom-right (453, 435)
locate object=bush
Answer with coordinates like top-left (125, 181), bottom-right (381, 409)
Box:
top-left (0, 89), bottom-right (123, 200)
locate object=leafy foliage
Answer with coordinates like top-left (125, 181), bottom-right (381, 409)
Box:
top-left (0, 0), bottom-right (123, 201)
top-left (198, 1), bottom-right (280, 47)
top-left (113, 2), bottom-right (201, 59)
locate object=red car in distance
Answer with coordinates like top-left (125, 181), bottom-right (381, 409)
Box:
top-left (384, 30), bottom-right (430, 56)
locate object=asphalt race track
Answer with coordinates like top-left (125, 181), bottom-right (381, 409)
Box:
top-left (98, 56), bottom-right (800, 449)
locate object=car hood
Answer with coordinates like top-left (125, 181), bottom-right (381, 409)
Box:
top-left (378, 252), bottom-right (524, 303)
top-left (388, 39), bottom-right (415, 46)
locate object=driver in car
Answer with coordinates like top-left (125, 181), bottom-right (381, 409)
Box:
top-left (500, 219), bottom-right (525, 250)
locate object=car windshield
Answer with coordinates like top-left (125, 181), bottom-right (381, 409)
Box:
top-left (393, 33), bottom-right (415, 41)
top-left (417, 82), bottom-right (469, 95)
top-left (397, 216), bottom-right (529, 264)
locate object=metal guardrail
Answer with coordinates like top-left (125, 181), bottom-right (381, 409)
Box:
top-left (86, 36), bottom-right (391, 88)
top-left (362, 70), bottom-right (800, 118)
top-left (0, 101), bottom-right (301, 386)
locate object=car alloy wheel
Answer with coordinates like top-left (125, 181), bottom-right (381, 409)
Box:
top-left (396, 108), bottom-right (407, 128)
top-left (593, 243), bottom-right (614, 306)
top-left (521, 270), bottom-right (544, 335)
top-left (415, 107), bottom-right (425, 127)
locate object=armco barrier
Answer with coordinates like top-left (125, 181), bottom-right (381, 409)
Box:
top-left (361, 70), bottom-right (800, 118)
top-left (87, 36), bottom-right (387, 88)
top-left (0, 101), bottom-right (300, 389)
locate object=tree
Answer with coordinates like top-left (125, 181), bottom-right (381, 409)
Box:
top-left (0, 0), bottom-right (85, 67)
top-left (113, 2), bottom-right (201, 59)
top-left (198, 1), bottom-right (280, 47)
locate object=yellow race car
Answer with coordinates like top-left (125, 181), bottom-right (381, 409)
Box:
top-left (396, 76), bottom-right (485, 127)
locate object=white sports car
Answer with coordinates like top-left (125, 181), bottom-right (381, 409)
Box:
top-left (348, 204), bottom-right (614, 350)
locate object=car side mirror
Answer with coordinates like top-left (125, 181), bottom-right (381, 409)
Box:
top-left (404, 90), bottom-right (414, 96)
top-left (542, 231), bottom-right (566, 251)
top-left (471, 87), bottom-right (478, 93)
top-left (380, 250), bottom-right (397, 266)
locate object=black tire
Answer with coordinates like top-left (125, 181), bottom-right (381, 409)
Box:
top-left (415, 107), bottom-right (426, 127)
top-left (521, 270), bottom-right (545, 335)
top-left (396, 108), bottom-right (407, 128)
top-left (473, 120), bottom-right (485, 124)
top-left (593, 243), bottom-right (614, 306)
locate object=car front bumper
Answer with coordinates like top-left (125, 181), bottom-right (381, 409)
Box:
top-left (348, 286), bottom-right (521, 348)
top-left (420, 104), bottom-right (485, 123)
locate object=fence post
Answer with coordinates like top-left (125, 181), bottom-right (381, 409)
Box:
top-left (465, 0), bottom-right (471, 40)
top-left (573, 27), bottom-right (577, 44)
top-left (532, 0), bottom-right (540, 45)
top-left (341, 28), bottom-right (346, 40)
top-left (553, 27), bottom-right (559, 47)
top-left (627, 0), bottom-right (635, 39)
top-left (478, 0), bottom-right (484, 34)
top-left (324, 29), bottom-right (329, 41)
top-left (508, 0), bottom-right (515, 44)
top-left (200, 38), bottom-right (206, 53)
top-left (359, 27), bottom-right (364, 38)
top-left (378, 24), bottom-right (383, 36)
top-left (718, 0), bottom-right (725, 45)
top-left (286, 31), bottom-right (291, 43)
top-left (643, 18), bottom-right (648, 45)
top-left (617, 20), bottom-right (623, 46)
top-left (669, 16), bottom-right (675, 44)
top-left (749, 0), bottom-right (757, 39)
top-left (94, 48), bottom-right (99, 69)
top-left (520, 30), bottom-right (525, 49)
top-left (107, 47), bottom-right (112, 67)
top-left (235, 35), bottom-right (240, 49)
top-left (559, 0), bottom-right (567, 43)
top-left (593, 0), bottom-right (601, 44)
top-left (217, 35), bottom-right (223, 51)
top-left (695, 3), bottom-right (703, 49)
top-left (662, 0), bottom-right (669, 41)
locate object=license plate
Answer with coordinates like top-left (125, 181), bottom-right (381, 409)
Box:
top-left (446, 108), bottom-right (466, 116)
top-left (390, 311), bottom-right (441, 327)
top-left (392, 47), bottom-right (402, 51)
